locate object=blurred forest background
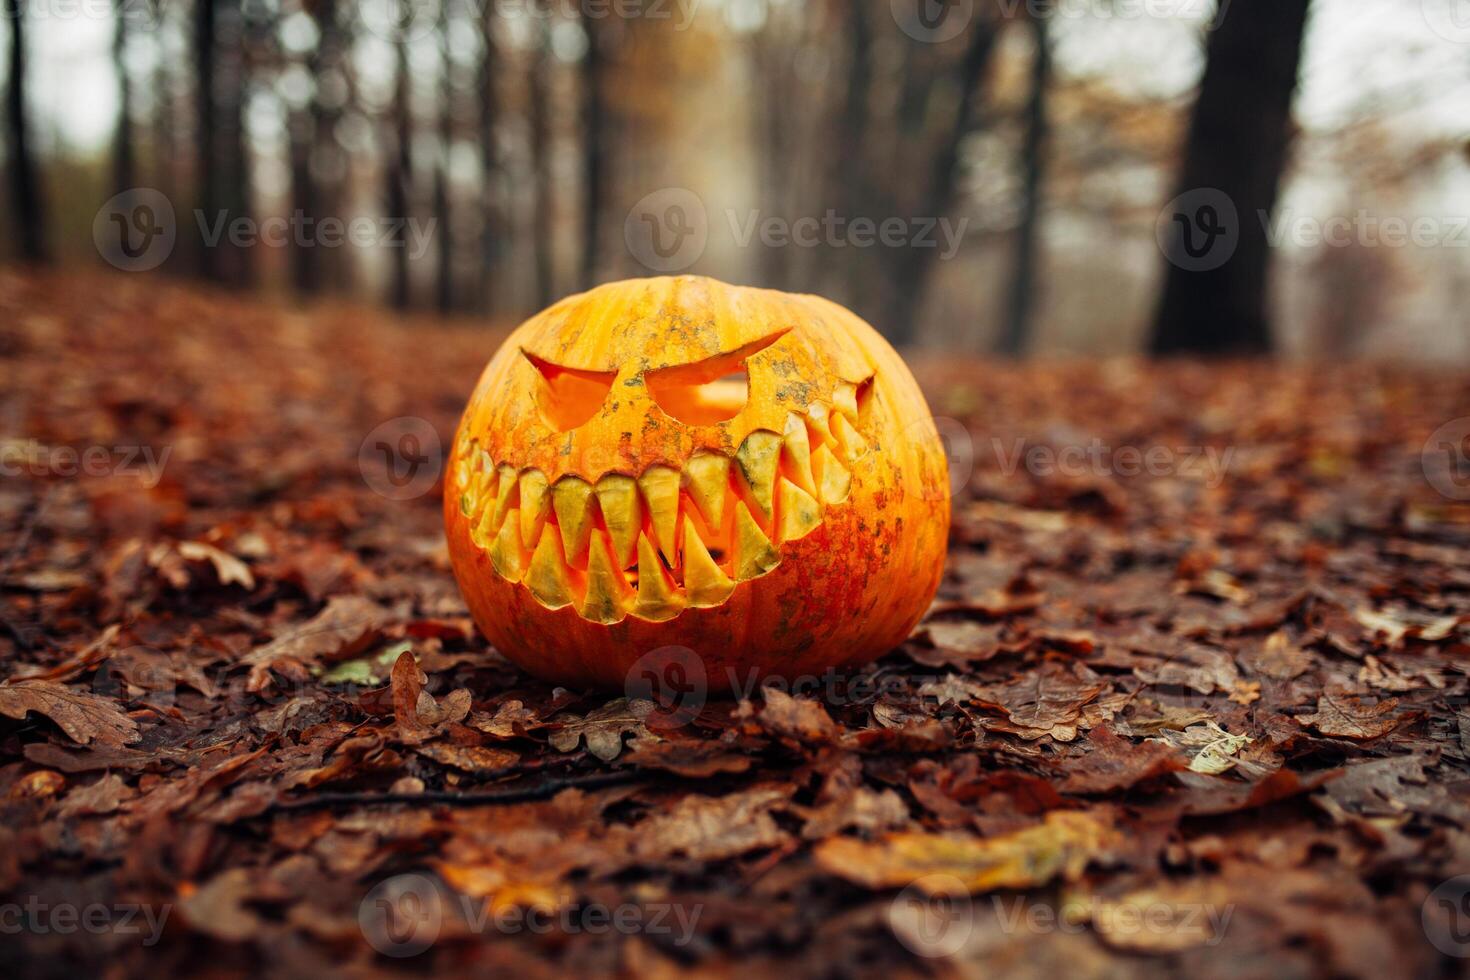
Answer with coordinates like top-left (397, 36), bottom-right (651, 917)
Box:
top-left (1, 0), bottom-right (1468, 360)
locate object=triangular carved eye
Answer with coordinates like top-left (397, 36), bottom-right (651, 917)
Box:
top-left (646, 328), bottom-right (791, 426)
top-left (522, 349), bottom-right (618, 431)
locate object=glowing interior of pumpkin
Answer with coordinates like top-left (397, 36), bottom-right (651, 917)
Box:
top-left (453, 381), bottom-right (872, 625)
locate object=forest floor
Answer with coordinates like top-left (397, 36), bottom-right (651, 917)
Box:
top-left (2, 270), bottom-right (1469, 978)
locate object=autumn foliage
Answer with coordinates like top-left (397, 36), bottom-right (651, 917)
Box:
top-left (1, 272), bottom-right (1468, 976)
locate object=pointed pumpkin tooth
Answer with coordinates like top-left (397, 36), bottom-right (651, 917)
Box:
top-left (594, 474), bottom-right (642, 568)
top-left (831, 412), bottom-right (868, 460)
top-left (631, 533), bottom-right (686, 622)
top-left (681, 515), bottom-right (734, 607)
top-left (777, 478), bottom-right (821, 543)
top-left (805, 401), bottom-right (834, 445)
top-left (735, 431), bottom-right (781, 520)
top-left (491, 463), bottom-right (518, 531)
top-left (471, 505), bottom-right (497, 550)
top-left (581, 532), bottom-right (633, 624)
top-left (733, 500), bottom-right (781, 581)
top-left (525, 526), bottom-right (574, 609)
top-left (489, 507), bottom-right (530, 581)
top-left (812, 443), bottom-right (852, 505)
top-left (453, 454), bottom-right (472, 496)
top-left (782, 413), bottom-right (817, 497)
top-left (552, 476), bottom-right (594, 564)
top-left (832, 382), bottom-right (859, 421)
top-left (468, 453), bottom-right (497, 519)
top-left (518, 470), bottom-right (551, 545)
top-left (685, 453), bottom-right (730, 529)
top-left (637, 465), bottom-right (681, 567)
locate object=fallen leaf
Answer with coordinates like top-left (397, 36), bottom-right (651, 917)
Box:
top-left (0, 679), bottom-right (141, 746)
top-left (813, 810), bottom-right (1121, 892)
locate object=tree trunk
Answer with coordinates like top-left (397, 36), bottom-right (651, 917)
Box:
top-left (478, 8), bottom-right (501, 314)
top-left (434, 8), bottom-right (455, 315)
top-left (880, 20), bottom-right (999, 346)
top-left (1150, 0), bottom-right (1312, 356)
top-left (386, 38), bottom-right (413, 311)
top-left (528, 18), bottom-right (554, 310)
top-left (6, 0), bottom-right (48, 262)
top-left (113, 4), bottom-right (136, 195)
top-left (579, 10), bottom-right (607, 289)
top-left (999, 14), bottom-right (1050, 357)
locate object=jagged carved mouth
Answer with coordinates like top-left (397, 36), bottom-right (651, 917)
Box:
top-left (453, 389), bottom-right (870, 624)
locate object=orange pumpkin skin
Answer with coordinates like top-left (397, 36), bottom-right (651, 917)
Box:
top-left (444, 276), bottom-right (949, 691)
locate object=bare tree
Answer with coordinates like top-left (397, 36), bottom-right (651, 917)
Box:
top-left (1000, 13), bottom-right (1051, 357)
top-left (385, 36), bottom-right (413, 310)
top-left (1151, 0), bottom-right (1313, 355)
top-left (478, 4), bottom-right (502, 313)
top-left (291, 0), bottom-right (346, 296)
top-left (878, 18), bottom-right (1001, 345)
top-left (528, 9), bottom-right (554, 309)
top-left (579, 8), bottom-right (611, 289)
top-left (435, 4), bottom-right (456, 314)
top-left (5, 0), bottom-right (48, 262)
top-left (195, 0), bottom-right (252, 286)
top-left (113, 2), bottom-right (136, 195)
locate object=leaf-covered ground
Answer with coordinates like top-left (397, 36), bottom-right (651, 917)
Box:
top-left (2, 270), bottom-right (1469, 978)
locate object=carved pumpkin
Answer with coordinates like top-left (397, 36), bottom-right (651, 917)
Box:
top-left (444, 276), bottom-right (949, 691)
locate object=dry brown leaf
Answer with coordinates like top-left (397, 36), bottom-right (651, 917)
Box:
top-left (0, 679), bottom-right (141, 746)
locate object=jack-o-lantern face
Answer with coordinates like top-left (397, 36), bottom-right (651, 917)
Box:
top-left (445, 276), bottom-right (949, 690)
